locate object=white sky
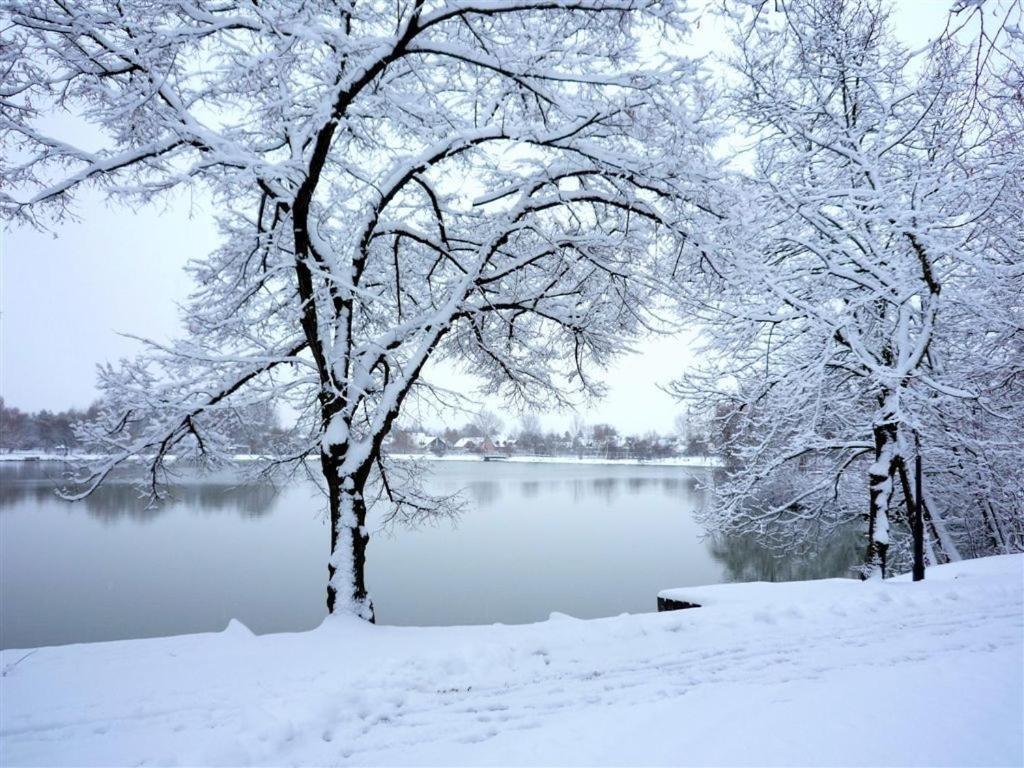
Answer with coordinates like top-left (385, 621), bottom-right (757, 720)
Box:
top-left (0, 1), bottom-right (955, 434)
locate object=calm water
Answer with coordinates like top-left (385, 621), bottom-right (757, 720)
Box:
top-left (0, 461), bottom-right (858, 649)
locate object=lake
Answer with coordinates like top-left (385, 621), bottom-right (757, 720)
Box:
top-left (0, 460), bottom-right (860, 649)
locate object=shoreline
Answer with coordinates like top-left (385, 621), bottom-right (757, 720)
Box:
top-left (0, 452), bottom-right (721, 469)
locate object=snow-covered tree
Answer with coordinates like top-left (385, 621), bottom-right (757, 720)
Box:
top-left (470, 409), bottom-right (503, 440)
top-left (2, 0), bottom-right (714, 617)
top-left (674, 0), bottom-right (1023, 575)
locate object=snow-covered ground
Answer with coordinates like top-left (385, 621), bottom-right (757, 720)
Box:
top-left (2, 555), bottom-right (1021, 767)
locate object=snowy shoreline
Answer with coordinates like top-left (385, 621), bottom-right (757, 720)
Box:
top-left (0, 452), bottom-right (721, 469)
top-left (390, 453), bottom-right (721, 468)
top-left (2, 554), bottom-right (1020, 766)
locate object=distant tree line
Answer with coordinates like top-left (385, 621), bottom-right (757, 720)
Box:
top-left (1, 399), bottom-right (712, 461)
top-left (389, 409), bottom-right (714, 460)
top-left (0, 398), bottom-right (99, 452)
top-left (0, 398), bottom-right (288, 456)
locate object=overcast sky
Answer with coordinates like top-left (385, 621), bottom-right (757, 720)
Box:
top-left (0, 2), bottom-right (953, 434)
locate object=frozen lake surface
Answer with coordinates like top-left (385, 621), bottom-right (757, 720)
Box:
top-left (1, 461), bottom-right (858, 649)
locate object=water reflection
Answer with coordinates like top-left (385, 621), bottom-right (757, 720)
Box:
top-left (0, 464), bottom-right (278, 520)
top-left (591, 477), bottom-right (618, 501)
top-left (1, 465), bottom-right (700, 520)
top-left (1, 461), bottom-right (860, 649)
top-left (462, 474), bottom-right (698, 507)
top-left (709, 530), bottom-right (862, 582)
top-left (465, 479), bottom-right (502, 505)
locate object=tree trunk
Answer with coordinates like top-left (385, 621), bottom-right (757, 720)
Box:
top-left (323, 451), bottom-right (375, 621)
top-left (896, 456), bottom-right (939, 567)
top-left (913, 452), bottom-right (925, 581)
top-left (979, 497), bottom-right (1010, 555)
top-left (920, 487), bottom-right (963, 563)
top-left (866, 414), bottom-right (897, 578)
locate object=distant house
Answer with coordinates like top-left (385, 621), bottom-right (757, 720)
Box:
top-left (425, 436), bottom-right (447, 454)
top-left (384, 431), bottom-right (448, 453)
top-left (494, 435), bottom-right (516, 452)
top-left (453, 437), bottom-right (479, 452)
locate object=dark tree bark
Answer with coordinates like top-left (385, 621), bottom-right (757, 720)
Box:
top-left (913, 449), bottom-right (925, 582)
